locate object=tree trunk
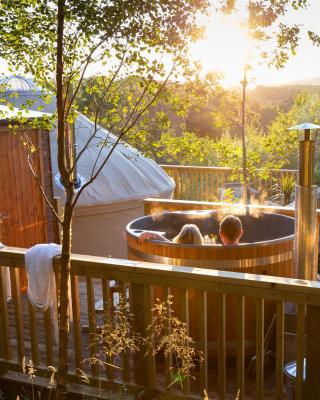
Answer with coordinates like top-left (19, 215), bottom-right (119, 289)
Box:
top-left (56, 199), bottom-right (73, 400)
top-left (241, 66), bottom-right (249, 205)
top-left (56, 2), bottom-right (72, 398)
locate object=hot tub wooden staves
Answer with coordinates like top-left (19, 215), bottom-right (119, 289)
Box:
top-left (126, 211), bottom-right (295, 356)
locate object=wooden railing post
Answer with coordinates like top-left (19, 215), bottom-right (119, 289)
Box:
top-left (0, 266), bottom-right (11, 362)
top-left (0, 217), bottom-right (3, 244)
top-left (131, 283), bottom-right (156, 387)
top-left (0, 214), bottom-right (9, 246)
top-left (305, 305), bottom-right (320, 399)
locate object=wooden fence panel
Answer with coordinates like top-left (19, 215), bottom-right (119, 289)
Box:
top-left (161, 165), bottom-right (298, 203)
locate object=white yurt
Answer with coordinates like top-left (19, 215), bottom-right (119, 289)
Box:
top-left (0, 75), bottom-right (174, 257)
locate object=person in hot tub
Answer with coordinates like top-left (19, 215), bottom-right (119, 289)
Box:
top-left (219, 214), bottom-right (243, 245)
top-left (138, 223), bottom-right (204, 245)
top-left (139, 215), bottom-right (243, 246)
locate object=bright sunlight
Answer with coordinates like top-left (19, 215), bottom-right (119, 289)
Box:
top-left (191, 1), bottom-right (320, 88)
top-left (191, 14), bottom-right (254, 87)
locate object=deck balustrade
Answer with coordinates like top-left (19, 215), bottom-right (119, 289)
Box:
top-left (1, 245), bottom-right (320, 399)
top-left (161, 165), bottom-right (298, 202)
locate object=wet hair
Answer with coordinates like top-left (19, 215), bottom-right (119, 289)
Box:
top-left (173, 224), bottom-right (204, 245)
top-left (219, 215), bottom-right (242, 242)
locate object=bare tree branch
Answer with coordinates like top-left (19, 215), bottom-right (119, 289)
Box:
top-left (69, 45), bottom-right (128, 174)
top-left (20, 130), bottom-right (63, 224)
top-left (71, 47), bottom-right (183, 208)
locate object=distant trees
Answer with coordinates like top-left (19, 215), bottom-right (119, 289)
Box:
top-left (76, 72), bottom-right (312, 182)
top-left (268, 92), bottom-right (320, 180)
top-left (211, 92), bottom-right (320, 184)
top-left (78, 73), bottom-right (244, 141)
top-left (77, 73), bottom-right (264, 165)
top-left (76, 78), bottom-right (320, 190)
top-left (75, 70), bottom-right (320, 188)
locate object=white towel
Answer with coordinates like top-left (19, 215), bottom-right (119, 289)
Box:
top-left (25, 243), bottom-right (61, 311)
top-left (25, 243), bottom-right (61, 343)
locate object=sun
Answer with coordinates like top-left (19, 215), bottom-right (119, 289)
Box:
top-left (190, 13), bottom-right (257, 87)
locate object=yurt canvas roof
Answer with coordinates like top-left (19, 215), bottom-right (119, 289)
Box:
top-left (0, 104), bottom-right (50, 121)
top-left (0, 75), bottom-right (174, 206)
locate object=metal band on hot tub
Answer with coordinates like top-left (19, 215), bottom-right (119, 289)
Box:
top-left (128, 247), bottom-right (293, 269)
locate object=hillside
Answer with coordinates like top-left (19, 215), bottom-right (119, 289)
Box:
top-left (249, 84), bottom-right (320, 107)
top-left (284, 77), bottom-right (320, 86)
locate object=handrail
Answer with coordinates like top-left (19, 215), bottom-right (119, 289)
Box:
top-left (161, 165), bottom-right (299, 173)
top-left (161, 165), bottom-right (233, 171)
top-left (143, 197), bottom-right (320, 222)
top-left (0, 245), bottom-right (320, 304)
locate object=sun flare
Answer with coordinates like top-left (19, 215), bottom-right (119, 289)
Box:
top-left (190, 14), bottom-right (258, 87)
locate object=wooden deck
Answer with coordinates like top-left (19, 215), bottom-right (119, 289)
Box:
top-left (6, 277), bottom-right (110, 367)
top-left (2, 247), bottom-right (320, 399)
top-left (6, 277), bottom-right (294, 399)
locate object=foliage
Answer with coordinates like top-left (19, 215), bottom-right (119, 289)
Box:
top-left (87, 296), bottom-right (140, 371)
top-left (77, 75), bottom-right (185, 157)
top-left (182, 74), bottom-right (243, 138)
top-left (86, 295), bottom-right (203, 392)
top-left (154, 131), bottom-right (214, 165)
top-left (0, 0), bottom-right (208, 87)
top-left (218, 0), bottom-right (310, 68)
top-left (209, 92), bottom-right (320, 185)
top-left (13, 357), bottom-right (56, 400)
top-left (144, 296), bottom-right (203, 389)
top-left (270, 173), bottom-right (296, 206)
top-left (0, 1), bottom-right (209, 398)
top-left (77, 73), bottom-right (248, 156)
top-left (76, 72), bottom-right (275, 171)
top-left (1, 0), bottom-right (319, 396)
top-left (208, 126), bottom-right (285, 183)
top-left (267, 92), bottom-right (320, 169)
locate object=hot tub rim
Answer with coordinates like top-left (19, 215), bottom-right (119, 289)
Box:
top-left (126, 211), bottom-right (295, 249)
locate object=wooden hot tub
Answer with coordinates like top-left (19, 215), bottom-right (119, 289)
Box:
top-left (126, 210), bottom-right (295, 356)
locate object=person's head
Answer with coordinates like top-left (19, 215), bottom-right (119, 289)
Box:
top-left (173, 224), bottom-right (204, 245)
top-left (219, 215), bottom-right (243, 245)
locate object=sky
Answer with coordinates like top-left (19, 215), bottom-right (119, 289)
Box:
top-left (0, 1), bottom-right (320, 88)
top-left (190, 0), bottom-right (320, 87)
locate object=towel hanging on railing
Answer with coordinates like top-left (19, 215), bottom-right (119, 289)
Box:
top-left (25, 243), bottom-right (61, 311)
top-left (25, 243), bottom-right (61, 342)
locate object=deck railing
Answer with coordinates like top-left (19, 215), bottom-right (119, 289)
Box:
top-left (143, 198), bottom-right (310, 220)
top-left (161, 165), bottom-right (298, 202)
top-left (1, 246), bottom-right (320, 399)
